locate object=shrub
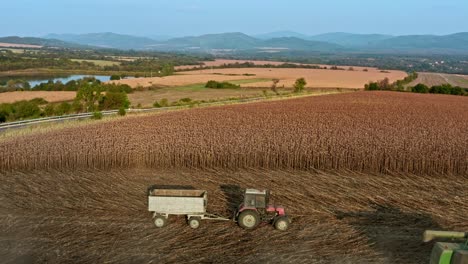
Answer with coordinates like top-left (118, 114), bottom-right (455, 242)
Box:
top-left (293, 78), bottom-right (307, 93)
top-left (205, 80), bottom-right (240, 89)
top-left (412, 84), bottom-right (429, 93)
top-left (159, 98), bottom-right (169, 107)
top-left (179, 98), bottom-right (192, 103)
top-left (110, 75), bottom-right (121, 81)
top-left (99, 92), bottom-right (130, 110)
top-left (92, 111), bottom-right (103, 120)
top-left (55, 102), bottom-right (72, 116)
top-left (44, 104), bottom-right (55, 116)
top-left (118, 107), bottom-right (126, 116)
top-left (13, 100), bottom-right (41, 120)
top-left (29, 98), bottom-right (49, 105)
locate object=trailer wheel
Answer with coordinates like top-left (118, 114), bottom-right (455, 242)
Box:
top-left (238, 210), bottom-right (260, 229)
top-left (154, 215), bottom-right (167, 228)
top-left (188, 217), bottom-right (201, 229)
top-left (274, 216), bottom-right (290, 231)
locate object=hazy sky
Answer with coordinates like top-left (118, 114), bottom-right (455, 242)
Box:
top-left (2, 0), bottom-right (467, 37)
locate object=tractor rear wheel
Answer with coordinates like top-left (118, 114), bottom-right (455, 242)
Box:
top-left (188, 217), bottom-right (201, 229)
top-left (154, 215), bottom-right (167, 228)
top-left (274, 216), bottom-right (290, 231)
top-left (238, 210), bottom-right (260, 229)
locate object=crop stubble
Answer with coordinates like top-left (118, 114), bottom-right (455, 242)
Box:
top-left (1, 91), bottom-right (467, 263)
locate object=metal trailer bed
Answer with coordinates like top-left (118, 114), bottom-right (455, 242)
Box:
top-left (148, 189), bottom-right (230, 228)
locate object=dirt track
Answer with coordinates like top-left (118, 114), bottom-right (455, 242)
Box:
top-left (1, 169), bottom-right (466, 263)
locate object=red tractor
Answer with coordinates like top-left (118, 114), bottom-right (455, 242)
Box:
top-left (235, 189), bottom-right (291, 231)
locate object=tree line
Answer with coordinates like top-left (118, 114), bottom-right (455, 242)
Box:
top-left (364, 72), bottom-right (467, 96)
top-left (0, 78), bottom-right (131, 123)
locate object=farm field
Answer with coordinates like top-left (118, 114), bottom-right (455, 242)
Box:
top-left (112, 73), bottom-right (262, 88)
top-left (1, 91), bottom-right (467, 263)
top-left (70, 59), bottom-right (121, 67)
top-left (128, 85), bottom-right (265, 107)
top-left (409, 72), bottom-right (468, 88)
top-left (0, 42), bottom-right (42, 48)
top-left (181, 68), bottom-right (407, 89)
top-left (175, 59), bottom-right (383, 71)
top-left (1, 91), bottom-right (466, 173)
top-left (1, 169), bottom-right (466, 263)
top-left (114, 67), bottom-right (407, 89)
top-left (0, 91), bottom-right (76, 104)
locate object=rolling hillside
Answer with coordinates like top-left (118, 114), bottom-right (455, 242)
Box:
top-left (3, 31), bottom-right (467, 54)
top-left (45, 32), bottom-right (158, 50)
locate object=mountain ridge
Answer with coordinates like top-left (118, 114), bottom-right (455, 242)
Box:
top-left (1, 31), bottom-right (468, 54)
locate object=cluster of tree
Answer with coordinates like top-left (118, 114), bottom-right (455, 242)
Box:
top-left (0, 48), bottom-right (205, 75)
top-left (182, 62), bottom-right (329, 72)
top-left (0, 98), bottom-right (46, 122)
top-left (365, 72), bottom-right (418, 91)
top-left (27, 78), bottom-right (132, 93)
top-left (205, 80), bottom-right (240, 89)
top-left (0, 79), bottom-right (131, 123)
top-left (225, 52), bottom-right (468, 75)
top-left (0, 79), bottom-right (31, 92)
top-left (411, 83), bottom-right (467, 96)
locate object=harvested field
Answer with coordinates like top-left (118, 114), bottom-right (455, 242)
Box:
top-left (1, 169), bottom-right (466, 263)
top-left (70, 59), bottom-right (121, 67)
top-left (111, 74), bottom-right (260, 88)
top-left (175, 59), bottom-right (382, 71)
top-left (409, 72), bottom-right (468, 88)
top-left (0, 42), bottom-right (42, 48)
top-left (0, 91), bottom-right (76, 104)
top-left (114, 67), bottom-right (407, 89)
top-left (128, 87), bottom-right (265, 107)
top-left (1, 91), bottom-right (467, 263)
top-left (181, 68), bottom-right (406, 89)
top-left (1, 91), bottom-right (466, 174)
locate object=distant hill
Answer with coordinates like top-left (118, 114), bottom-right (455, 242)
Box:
top-left (309, 32), bottom-right (393, 47)
top-left (4, 31), bottom-right (468, 54)
top-left (45, 32), bottom-right (158, 50)
top-left (154, 33), bottom-right (342, 52)
top-left (369, 32), bottom-right (468, 53)
top-left (254, 31), bottom-right (310, 40)
top-left (262, 37), bottom-right (342, 51)
top-left (0, 36), bottom-right (85, 48)
top-left (156, 32), bottom-right (261, 50)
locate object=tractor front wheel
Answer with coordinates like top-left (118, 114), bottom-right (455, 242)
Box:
top-left (274, 216), bottom-right (290, 231)
top-left (238, 210), bottom-right (260, 229)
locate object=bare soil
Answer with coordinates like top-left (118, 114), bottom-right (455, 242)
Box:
top-left (114, 67), bottom-right (407, 90)
top-left (1, 169), bottom-right (466, 264)
top-left (0, 91), bottom-right (76, 104)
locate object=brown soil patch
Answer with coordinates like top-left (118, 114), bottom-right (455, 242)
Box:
top-left (181, 68), bottom-right (407, 89)
top-left (114, 68), bottom-right (406, 90)
top-left (112, 74), bottom-right (260, 88)
top-left (0, 91), bottom-right (76, 104)
top-left (0, 169), bottom-right (466, 263)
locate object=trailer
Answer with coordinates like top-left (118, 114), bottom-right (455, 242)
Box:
top-left (148, 188), bottom-right (230, 229)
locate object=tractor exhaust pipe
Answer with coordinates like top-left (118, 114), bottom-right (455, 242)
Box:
top-left (423, 230), bottom-right (468, 243)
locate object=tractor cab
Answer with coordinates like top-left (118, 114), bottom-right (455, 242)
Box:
top-left (243, 189), bottom-right (270, 209)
